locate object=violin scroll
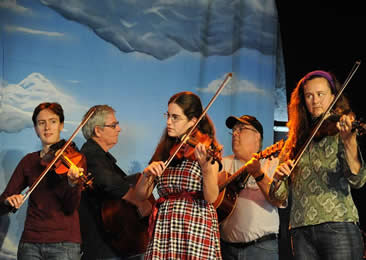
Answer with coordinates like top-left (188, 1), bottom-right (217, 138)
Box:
top-left (353, 119), bottom-right (366, 136)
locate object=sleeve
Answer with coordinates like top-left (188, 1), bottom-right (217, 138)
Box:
top-left (87, 158), bottom-right (130, 200)
top-left (57, 175), bottom-right (82, 215)
top-left (59, 179), bottom-right (83, 214)
top-left (261, 156), bottom-right (289, 206)
top-left (270, 179), bottom-right (289, 207)
top-left (339, 140), bottom-right (366, 189)
top-left (268, 157), bottom-right (289, 207)
top-left (0, 157), bottom-right (28, 215)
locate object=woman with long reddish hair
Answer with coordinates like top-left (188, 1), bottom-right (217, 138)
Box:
top-left (271, 70), bottom-right (366, 260)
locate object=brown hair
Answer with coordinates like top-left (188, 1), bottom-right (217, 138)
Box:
top-left (280, 71), bottom-right (351, 161)
top-left (150, 91), bottom-right (220, 162)
top-left (32, 102), bottom-right (64, 126)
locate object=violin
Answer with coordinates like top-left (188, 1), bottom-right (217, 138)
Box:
top-left (161, 73), bottom-right (232, 173)
top-left (170, 129), bottom-right (223, 164)
top-left (314, 110), bottom-right (366, 140)
top-left (11, 107), bottom-right (96, 212)
top-left (41, 139), bottom-right (94, 190)
top-left (278, 61), bottom-right (361, 183)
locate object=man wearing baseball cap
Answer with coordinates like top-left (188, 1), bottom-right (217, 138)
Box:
top-left (220, 115), bottom-right (282, 260)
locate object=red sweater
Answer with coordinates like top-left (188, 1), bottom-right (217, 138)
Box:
top-left (0, 151), bottom-right (82, 243)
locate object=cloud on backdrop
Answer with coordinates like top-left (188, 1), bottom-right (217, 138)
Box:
top-left (197, 74), bottom-right (267, 96)
top-left (0, 73), bottom-right (88, 133)
top-left (40, 0), bottom-right (278, 60)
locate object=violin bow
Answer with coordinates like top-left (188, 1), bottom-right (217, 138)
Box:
top-left (162, 73), bottom-right (233, 172)
top-left (13, 107), bottom-right (96, 212)
top-left (286, 60), bottom-right (361, 179)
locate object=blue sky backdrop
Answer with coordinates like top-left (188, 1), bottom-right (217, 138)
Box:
top-left (0, 0), bottom-right (287, 257)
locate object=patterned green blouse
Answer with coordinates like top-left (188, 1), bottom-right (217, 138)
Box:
top-left (273, 134), bottom-right (366, 229)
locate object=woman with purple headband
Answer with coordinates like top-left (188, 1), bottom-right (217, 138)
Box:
top-left (270, 70), bottom-right (366, 259)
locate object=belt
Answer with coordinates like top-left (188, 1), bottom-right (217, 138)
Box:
top-left (148, 192), bottom-right (203, 240)
top-left (222, 233), bottom-right (278, 248)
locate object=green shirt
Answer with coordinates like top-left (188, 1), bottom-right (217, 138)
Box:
top-left (274, 135), bottom-right (366, 228)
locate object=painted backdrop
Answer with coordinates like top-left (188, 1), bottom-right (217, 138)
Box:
top-left (0, 0), bottom-right (287, 258)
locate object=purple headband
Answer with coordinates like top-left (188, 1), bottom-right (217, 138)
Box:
top-left (302, 70), bottom-right (336, 93)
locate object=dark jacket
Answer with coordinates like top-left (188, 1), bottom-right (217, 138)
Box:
top-left (79, 138), bottom-right (137, 259)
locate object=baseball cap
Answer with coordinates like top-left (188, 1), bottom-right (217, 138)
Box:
top-left (225, 115), bottom-right (263, 138)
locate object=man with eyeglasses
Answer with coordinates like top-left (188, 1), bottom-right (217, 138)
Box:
top-left (78, 105), bottom-right (145, 260)
top-left (219, 115), bottom-right (282, 260)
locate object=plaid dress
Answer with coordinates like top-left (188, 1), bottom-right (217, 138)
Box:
top-left (145, 159), bottom-right (222, 259)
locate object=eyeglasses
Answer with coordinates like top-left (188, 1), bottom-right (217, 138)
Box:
top-left (102, 121), bottom-right (119, 129)
top-left (164, 112), bottom-right (185, 123)
top-left (231, 126), bottom-right (258, 135)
